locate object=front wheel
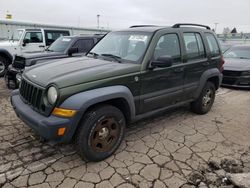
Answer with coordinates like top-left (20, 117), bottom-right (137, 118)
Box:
top-left (0, 56), bottom-right (8, 77)
top-left (76, 105), bottom-right (126, 161)
top-left (191, 81), bottom-right (216, 115)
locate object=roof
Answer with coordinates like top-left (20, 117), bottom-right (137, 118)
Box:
top-left (118, 24), bottom-right (212, 33)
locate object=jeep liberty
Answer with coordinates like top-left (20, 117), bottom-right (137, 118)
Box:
top-left (11, 24), bottom-right (224, 161)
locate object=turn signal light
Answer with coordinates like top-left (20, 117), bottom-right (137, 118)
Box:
top-left (58, 127), bottom-right (66, 136)
top-left (52, 108), bottom-right (77, 118)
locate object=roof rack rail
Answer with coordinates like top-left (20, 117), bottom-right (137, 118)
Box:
top-left (130, 25), bottom-right (158, 28)
top-left (172, 23), bottom-right (211, 30)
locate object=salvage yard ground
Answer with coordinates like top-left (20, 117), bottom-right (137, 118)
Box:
top-left (0, 78), bottom-right (250, 188)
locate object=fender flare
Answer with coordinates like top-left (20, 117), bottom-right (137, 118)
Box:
top-left (0, 49), bottom-right (13, 63)
top-left (60, 85), bottom-right (136, 120)
top-left (195, 68), bottom-right (222, 98)
top-left (58, 85), bottom-right (136, 141)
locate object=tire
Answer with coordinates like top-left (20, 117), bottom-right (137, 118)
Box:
top-left (76, 105), bottom-right (126, 161)
top-left (0, 56), bottom-right (8, 77)
top-left (191, 81), bottom-right (216, 115)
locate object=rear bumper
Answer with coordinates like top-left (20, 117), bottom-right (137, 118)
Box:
top-left (11, 90), bottom-right (77, 143)
top-left (222, 75), bottom-right (250, 88)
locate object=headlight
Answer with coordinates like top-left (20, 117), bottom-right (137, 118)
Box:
top-left (16, 73), bottom-right (22, 83)
top-left (47, 86), bottom-right (58, 105)
top-left (241, 71), bottom-right (250, 76)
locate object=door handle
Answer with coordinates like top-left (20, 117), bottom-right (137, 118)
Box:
top-left (39, 45), bottom-right (45, 48)
top-left (202, 62), bottom-right (210, 66)
top-left (174, 67), bottom-right (184, 73)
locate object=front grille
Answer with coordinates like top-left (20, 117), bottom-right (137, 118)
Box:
top-left (19, 78), bottom-right (43, 111)
top-left (222, 76), bottom-right (238, 85)
top-left (223, 70), bottom-right (242, 77)
top-left (13, 56), bottom-right (26, 69)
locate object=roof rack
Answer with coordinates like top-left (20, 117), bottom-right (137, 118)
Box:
top-left (172, 23), bottom-right (211, 30)
top-left (129, 25), bottom-right (158, 28)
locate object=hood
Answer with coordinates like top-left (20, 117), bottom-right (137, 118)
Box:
top-left (22, 51), bottom-right (64, 60)
top-left (23, 56), bottom-right (141, 88)
top-left (0, 40), bottom-right (19, 47)
top-left (224, 58), bottom-right (250, 71)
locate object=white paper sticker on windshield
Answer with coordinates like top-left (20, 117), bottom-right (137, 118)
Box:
top-left (129, 35), bottom-right (148, 42)
top-left (62, 38), bottom-right (71, 42)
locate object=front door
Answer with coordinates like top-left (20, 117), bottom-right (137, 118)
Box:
top-left (21, 31), bottom-right (45, 53)
top-left (140, 33), bottom-right (184, 113)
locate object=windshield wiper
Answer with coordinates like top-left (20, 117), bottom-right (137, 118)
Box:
top-left (239, 57), bottom-right (250, 59)
top-left (101, 54), bottom-right (122, 63)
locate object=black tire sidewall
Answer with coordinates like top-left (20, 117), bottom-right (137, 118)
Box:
top-left (0, 57), bottom-right (8, 77)
top-left (199, 82), bottom-right (216, 113)
top-left (76, 105), bottom-right (125, 161)
top-left (191, 81), bottom-right (216, 114)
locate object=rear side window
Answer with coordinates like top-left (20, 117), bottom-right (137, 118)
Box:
top-left (72, 39), bottom-right (94, 53)
top-left (205, 33), bottom-right (220, 57)
top-left (153, 33), bottom-right (181, 64)
top-left (183, 33), bottom-right (205, 60)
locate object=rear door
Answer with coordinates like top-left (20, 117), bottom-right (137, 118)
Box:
top-left (140, 32), bottom-right (185, 113)
top-left (181, 32), bottom-right (208, 100)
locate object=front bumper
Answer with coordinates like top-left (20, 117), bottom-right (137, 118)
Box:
top-left (11, 90), bottom-right (78, 143)
top-left (222, 75), bottom-right (250, 88)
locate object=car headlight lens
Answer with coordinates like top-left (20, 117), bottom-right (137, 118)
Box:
top-left (47, 86), bottom-right (58, 105)
top-left (241, 71), bottom-right (250, 76)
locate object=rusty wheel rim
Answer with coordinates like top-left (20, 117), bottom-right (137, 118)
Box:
top-left (90, 117), bottom-right (120, 153)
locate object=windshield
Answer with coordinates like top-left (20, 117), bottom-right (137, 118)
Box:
top-left (12, 30), bottom-right (24, 41)
top-left (47, 37), bottom-right (72, 52)
top-left (89, 31), bottom-right (152, 63)
top-left (224, 46), bottom-right (250, 59)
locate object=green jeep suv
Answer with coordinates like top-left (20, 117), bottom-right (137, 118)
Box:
top-left (11, 23), bottom-right (224, 161)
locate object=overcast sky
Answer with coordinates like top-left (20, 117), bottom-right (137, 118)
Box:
top-left (1, 0), bottom-right (250, 33)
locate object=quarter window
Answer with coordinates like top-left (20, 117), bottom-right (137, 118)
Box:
top-left (205, 33), bottom-right (220, 57)
top-left (183, 33), bottom-right (205, 60)
top-left (24, 32), bottom-right (43, 43)
top-left (154, 33), bottom-right (181, 64)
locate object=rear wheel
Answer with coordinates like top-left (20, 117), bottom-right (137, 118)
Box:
top-left (76, 105), bottom-right (126, 161)
top-left (191, 81), bottom-right (216, 114)
top-left (0, 56), bottom-right (8, 77)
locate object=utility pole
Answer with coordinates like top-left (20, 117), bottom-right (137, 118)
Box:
top-left (97, 14), bottom-right (100, 29)
top-left (214, 23), bottom-right (219, 33)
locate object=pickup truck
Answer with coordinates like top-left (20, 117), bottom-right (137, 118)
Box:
top-left (0, 28), bottom-right (70, 76)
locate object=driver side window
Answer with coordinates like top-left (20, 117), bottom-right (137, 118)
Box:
top-left (154, 33), bottom-right (181, 64)
top-left (24, 32), bottom-right (43, 43)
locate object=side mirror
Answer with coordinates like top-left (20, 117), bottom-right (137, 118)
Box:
top-left (68, 47), bottom-right (79, 56)
top-left (22, 39), bottom-right (29, 46)
top-left (151, 55), bottom-right (173, 68)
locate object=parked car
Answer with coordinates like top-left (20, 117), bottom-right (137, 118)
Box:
top-left (5, 35), bottom-right (103, 89)
top-left (222, 45), bottom-right (250, 88)
top-left (0, 28), bottom-right (70, 76)
top-left (11, 23), bottom-right (223, 161)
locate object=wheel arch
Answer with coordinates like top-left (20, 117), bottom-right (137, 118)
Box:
top-left (195, 68), bottom-right (222, 99)
top-left (58, 86), bottom-right (136, 141)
